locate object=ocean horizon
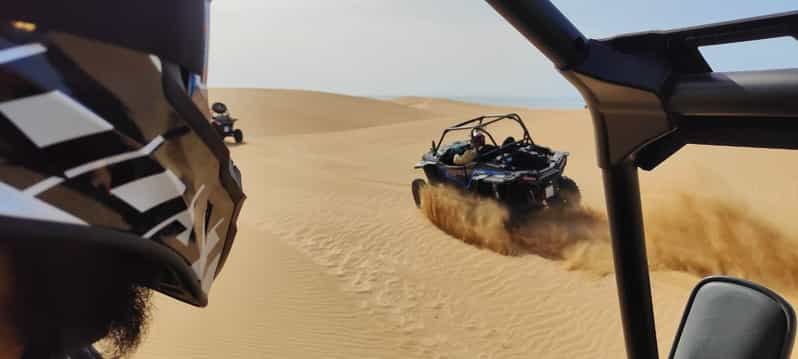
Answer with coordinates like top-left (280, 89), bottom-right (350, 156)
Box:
top-left (371, 95), bottom-right (586, 109)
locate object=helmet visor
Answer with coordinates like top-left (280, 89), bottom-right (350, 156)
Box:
top-left (3, 0), bottom-right (210, 75)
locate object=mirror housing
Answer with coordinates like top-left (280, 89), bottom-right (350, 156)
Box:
top-left (670, 276), bottom-right (795, 359)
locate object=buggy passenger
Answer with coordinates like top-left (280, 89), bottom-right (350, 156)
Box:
top-left (453, 133), bottom-right (485, 165)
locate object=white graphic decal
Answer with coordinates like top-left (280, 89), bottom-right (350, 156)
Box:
top-left (0, 181), bottom-right (85, 225)
top-left (149, 55), bottom-right (162, 73)
top-left (0, 91), bottom-right (113, 147)
top-left (141, 183), bottom-right (226, 292)
top-left (142, 210), bottom-right (188, 239)
top-left (0, 43), bottom-right (46, 65)
top-left (64, 136), bottom-right (164, 178)
top-left (192, 218), bottom-right (224, 293)
top-left (23, 176), bottom-right (64, 196)
top-left (143, 185), bottom-right (205, 241)
top-left (172, 211), bottom-right (194, 245)
top-left (111, 170), bottom-right (186, 212)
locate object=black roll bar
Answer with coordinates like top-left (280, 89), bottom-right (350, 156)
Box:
top-left (434, 113), bottom-right (533, 153)
top-left (488, 1), bottom-right (798, 359)
top-left (486, 2), bottom-right (658, 359)
top-left (485, 1), bottom-right (587, 68)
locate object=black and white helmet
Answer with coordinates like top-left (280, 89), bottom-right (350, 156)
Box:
top-left (0, 0), bottom-right (245, 308)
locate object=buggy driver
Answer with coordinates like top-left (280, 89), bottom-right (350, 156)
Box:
top-left (453, 132), bottom-right (486, 165)
top-left (212, 102), bottom-right (236, 126)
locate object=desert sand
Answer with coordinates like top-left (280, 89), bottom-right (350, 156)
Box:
top-left (133, 88), bottom-right (798, 358)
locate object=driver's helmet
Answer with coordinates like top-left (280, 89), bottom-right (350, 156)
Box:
top-left (472, 133), bottom-right (486, 148)
top-left (212, 102), bottom-right (228, 115)
top-left (0, 0), bottom-right (245, 313)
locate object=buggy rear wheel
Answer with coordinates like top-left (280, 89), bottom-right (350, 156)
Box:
top-left (551, 176), bottom-right (581, 208)
top-left (233, 129), bottom-right (244, 143)
top-left (411, 179), bottom-right (427, 209)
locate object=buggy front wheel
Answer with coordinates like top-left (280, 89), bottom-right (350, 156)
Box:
top-left (233, 129), bottom-right (244, 144)
top-left (411, 179), bottom-right (427, 209)
top-left (550, 176), bottom-right (581, 208)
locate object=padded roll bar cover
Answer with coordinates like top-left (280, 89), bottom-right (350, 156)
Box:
top-left (670, 70), bottom-right (798, 118)
top-left (670, 276), bottom-right (796, 359)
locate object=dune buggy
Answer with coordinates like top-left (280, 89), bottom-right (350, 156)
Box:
top-left (411, 113), bottom-right (580, 212)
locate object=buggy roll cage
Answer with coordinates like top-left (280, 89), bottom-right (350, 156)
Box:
top-left (486, 1), bottom-right (798, 359)
top-left (433, 113), bottom-right (534, 153)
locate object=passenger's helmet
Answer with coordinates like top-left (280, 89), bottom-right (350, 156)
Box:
top-left (472, 132), bottom-right (486, 148)
top-left (212, 102), bottom-right (228, 115)
top-left (0, 0), bottom-right (245, 311)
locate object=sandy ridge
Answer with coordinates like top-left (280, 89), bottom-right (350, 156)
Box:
top-left (134, 89), bottom-right (798, 359)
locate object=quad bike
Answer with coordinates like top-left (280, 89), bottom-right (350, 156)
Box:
top-left (411, 113), bottom-right (580, 212)
top-left (211, 102), bottom-right (243, 144)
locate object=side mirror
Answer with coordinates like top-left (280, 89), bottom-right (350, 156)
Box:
top-left (670, 276), bottom-right (795, 359)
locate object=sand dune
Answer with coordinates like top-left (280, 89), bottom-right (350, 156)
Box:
top-left (211, 88), bottom-right (438, 136)
top-left (134, 89), bottom-right (798, 358)
top-left (391, 96), bottom-right (530, 119)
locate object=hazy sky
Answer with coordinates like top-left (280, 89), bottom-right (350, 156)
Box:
top-left (208, 1), bottom-right (797, 98)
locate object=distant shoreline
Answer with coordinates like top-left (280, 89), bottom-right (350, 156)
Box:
top-left (209, 87), bottom-right (586, 110)
top-left (371, 95), bottom-right (585, 109)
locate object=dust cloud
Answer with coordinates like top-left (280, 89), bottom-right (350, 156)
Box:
top-left (420, 185), bottom-right (798, 292)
